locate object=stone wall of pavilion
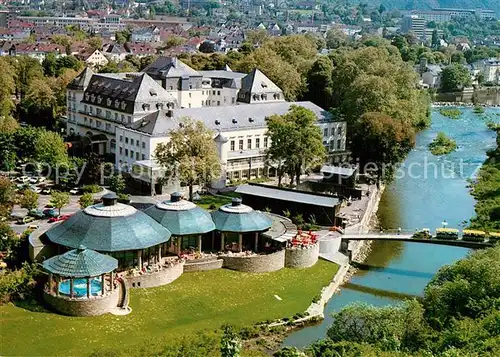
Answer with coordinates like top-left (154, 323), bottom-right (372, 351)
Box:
top-left (183, 258), bottom-right (223, 272)
top-left (126, 262), bottom-right (184, 288)
top-left (221, 250), bottom-right (285, 273)
top-left (43, 289), bottom-right (120, 316)
top-left (285, 243), bottom-right (319, 268)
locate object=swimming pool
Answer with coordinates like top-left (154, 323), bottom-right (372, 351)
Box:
top-left (59, 278), bottom-right (103, 297)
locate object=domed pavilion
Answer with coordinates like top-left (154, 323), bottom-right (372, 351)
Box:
top-left (42, 245), bottom-right (120, 316)
top-left (45, 193), bottom-right (172, 270)
top-left (144, 192), bottom-right (215, 254)
top-left (211, 198), bottom-right (273, 252)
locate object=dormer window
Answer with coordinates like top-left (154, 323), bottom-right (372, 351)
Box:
top-left (249, 118), bottom-right (254, 122)
top-left (85, 93), bottom-right (89, 101)
top-left (97, 95), bottom-right (103, 104)
top-left (106, 98), bottom-right (112, 106)
top-left (215, 120), bottom-right (220, 125)
top-left (121, 101), bottom-right (127, 110)
top-left (90, 94), bottom-right (96, 103)
top-left (232, 118), bottom-right (237, 124)
top-left (149, 89), bottom-right (157, 96)
top-left (261, 81), bottom-right (267, 88)
top-left (156, 103), bottom-right (163, 109)
top-left (114, 99), bottom-right (120, 108)
top-left (142, 103), bottom-right (150, 111)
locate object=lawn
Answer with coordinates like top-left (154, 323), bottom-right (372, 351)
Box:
top-left (196, 193), bottom-right (240, 210)
top-left (0, 260), bottom-right (338, 356)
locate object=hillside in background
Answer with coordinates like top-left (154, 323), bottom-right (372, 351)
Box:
top-left (379, 0), bottom-right (500, 15)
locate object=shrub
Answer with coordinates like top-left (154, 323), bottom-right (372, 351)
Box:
top-left (312, 293), bottom-right (321, 304)
top-left (117, 193), bottom-right (130, 204)
top-left (0, 262), bottom-right (41, 304)
top-left (81, 184), bottom-right (102, 194)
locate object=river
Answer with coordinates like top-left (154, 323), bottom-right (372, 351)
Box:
top-left (283, 107), bottom-right (500, 348)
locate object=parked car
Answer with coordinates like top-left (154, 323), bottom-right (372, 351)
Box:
top-left (43, 208), bottom-right (57, 218)
top-left (38, 177), bottom-right (46, 183)
top-left (18, 176), bottom-right (29, 183)
top-left (27, 224), bottom-right (39, 230)
top-left (22, 216), bottom-right (35, 224)
top-left (48, 216), bottom-right (63, 223)
top-left (44, 203), bottom-right (54, 208)
top-left (28, 209), bottom-right (45, 219)
top-left (31, 186), bottom-right (42, 194)
top-left (29, 177), bottom-right (38, 184)
top-left (69, 187), bottom-right (80, 195)
top-left (41, 188), bottom-right (51, 195)
top-left (60, 214), bottom-right (73, 221)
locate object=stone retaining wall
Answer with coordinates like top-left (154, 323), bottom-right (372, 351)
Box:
top-left (43, 289), bottom-right (119, 316)
top-left (222, 250), bottom-right (285, 273)
top-left (183, 259), bottom-right (223, 272)
top-left (125, 262), bottom-right (184, 288)
top-left (285, 243), bottom-right (319, 268)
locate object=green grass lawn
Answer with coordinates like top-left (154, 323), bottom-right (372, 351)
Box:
top-left (0, 260), bottom-right (338, 356)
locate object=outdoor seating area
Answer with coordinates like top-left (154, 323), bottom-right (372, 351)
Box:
top-left (287, 230), bottom-right (319, 248)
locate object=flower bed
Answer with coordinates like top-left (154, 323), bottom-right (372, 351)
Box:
top-left (462, 229), bottom-right (486, 242)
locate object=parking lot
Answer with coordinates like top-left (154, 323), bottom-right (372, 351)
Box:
top-left (9, 192), bottom-right (82, 235)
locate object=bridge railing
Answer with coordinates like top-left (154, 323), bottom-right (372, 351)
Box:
top-left (366, 229), bottom-right (417, 235)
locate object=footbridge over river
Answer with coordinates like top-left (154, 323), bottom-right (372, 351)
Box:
top-left (341, 231), bottom-right (495, 250)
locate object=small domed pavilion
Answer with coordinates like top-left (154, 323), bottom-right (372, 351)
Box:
top-left (144, 192), bottom-right (215, 253)
top-left (211, 198), bottom-right (273, 252)
top-left (42, 245), bottom-right (120, 316)
top-left (45, 193), bottom-right (172, 270)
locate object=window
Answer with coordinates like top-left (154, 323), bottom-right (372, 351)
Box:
top-left (230, 140), bottom-right (235, 151)
top-left (136, 140), bottom-right (139, 147)
top-left (142, 154), bottom-right (146, 160)
top-left (324, 128), bottom-right (328, 137)
top-left (105, 123), bottom-right (111, 131)
top-left (90, 107), bottom-right (93, 114)
top-left (217, 101), bottom-right (220, 106)
top-left (119, 147), bottom-right (123, 155)
top-left (338, 126), bottom-right (342, 135)
top-left (106, 111), bottom-right (111, 119)
top-left (110, 140), bottom-right (116, 149)
top-left (142, 142), bottom-right (145, 149)
top-left (119, 135), bottom-right (123, 142)
top-left (207, 100), bottom-right (210, 105)
top-left (212, 90), bottom-right (216, 95)
top-left (84, 117), bottom-right (88, 124)
top-left (255, 138), bottom-right (260, 149)
top-left (96, 108), bottom-right (101, 116)
top-left (202, 90), bottom-right (204, 95)
top-left (239, 140), bottom-right (243, 150)
top-left (121, 114), bottom-right (125, 122)
top-left (130, 150), bottom-right (134, 158)
top-left (84, 104), bottom-right (87, 112)
top-left (114, 113), bottom-right (118, 121)
top-left (232, 97), bottom-right (235, 104)
top-left (247, 139), bottom-right (252, 150)
top-left (89, 118), bottom-right (93, 125)
top-left (329, 141), bottom-right (334, 150)
top-left (125, 137), bottom-right (128, 144)
top-left (337, 139), bottom-right (342, 150)
top-left (189, 93), bottom-right (191, 98)
top-left (125, 149), bottom-right (128, 156)
top-left (264, 137), bottom-right (268, 148)
top-left (188, 103), bottom-right (191, 108)
top-left (201, 100), bottom-right (205, 106)
top-left (96, 121), bottom-right (101, 128)
top-left (128, 116), bottom-right (132, 124)
top-left (217, 90), bottom-right (220, 95)
top-left (135, 152), bottom-right (139, 160)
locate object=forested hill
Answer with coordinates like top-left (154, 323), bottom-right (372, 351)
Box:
top-left (379, 0), bottom-right (500, 15)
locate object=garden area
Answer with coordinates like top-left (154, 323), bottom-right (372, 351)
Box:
top-left (196, 192), bottom-right (241, 210)
top-left (0, 260), bottom-right (338, 356)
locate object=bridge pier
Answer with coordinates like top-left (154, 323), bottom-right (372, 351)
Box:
top-left (340, 240), bottom-right (349, 254)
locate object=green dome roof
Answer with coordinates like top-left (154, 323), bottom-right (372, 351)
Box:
top-left (211, 198), bottom-right (273, 233)
top-left (43, 245), bottom-right (117, 278)
top-left (45, 198), bottom-right (171, 252)
top-left (144, 192), bottom-right (215, 236)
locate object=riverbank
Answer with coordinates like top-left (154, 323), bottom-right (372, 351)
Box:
top-left (433, 102), bottom-right (500, 108)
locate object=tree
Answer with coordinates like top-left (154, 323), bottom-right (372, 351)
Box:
top-left (199, 41), bottom-right (216, 53)
top-left (354, 112), bottom-right (415, 180)
top-left (0, 222), bottom-right (17, 252)
top-left (82, 152), bottom-right (102, 184)
top-left (50, 191), bottom-right (70, 216)
top-left (21, 77), bottom-right (58, 123)
top-left (20, 190), bottom-right (39, 211)
top-left (34, 130), bottom-right (69, 167)
top-left (78, 193), bottom-right (94, 209)
top-left (423, 245), bottom-right (500, 330)
top-left (245, 29), bottom-right (268, 46)
top-left (163, 36), bottom-right (186, 49)
top-left (155, 118), bottom-right (221, 201)
top-left (431, 29), bottom-right (440, 49)
top-left (0, 57), bottom-right (16, 117)
top-left (220, 325), bottom-right (241, 357)
top-left (42, 52), bottom-right (57, 76)
top-left (0, 176), bottom-right (15, 219)
top-left (441, 64), bottom-right (472, 92)
top-left (109, 174), bottom-right (126, 194)
top-left (306, 56), bottom-right (334, 109)
top-left (266, 105), bottom-right (326, 186)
